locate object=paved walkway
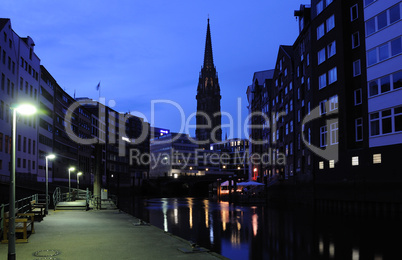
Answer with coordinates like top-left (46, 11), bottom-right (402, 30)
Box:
top-left (0, 209), bottom-right (226, 260)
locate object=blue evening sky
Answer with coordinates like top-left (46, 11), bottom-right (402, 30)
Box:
top-left (3, 0), bottom-right (304, 138)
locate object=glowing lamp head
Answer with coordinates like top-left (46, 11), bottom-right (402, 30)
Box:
top-left (46, 154), bottom-right (56, 160)
top-left (69, 167), bottom-right (75, 172)
top-left (15, 104), bottom-right (37, 115)
top-left (77, 172), bottom-right (83, 176)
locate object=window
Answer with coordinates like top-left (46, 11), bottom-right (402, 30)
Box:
top-left (330, 122), bottom-right (338, 145)
top-left (290, 120), bottom-right (293, 132)
top-left (390, 4), bottom-right (401, 24)
top-left (366, 17), bottom-right (376, 35)
top-left (351, 4), bottom-right (358, 21)
top-left (328, 67), bottom-right (337, 84)
top-left (0, 133), bottom-right (2, 152)
top-left (298, 110), bottom-right (301, 122)
top-left (377, 11), bottom-right (387, 30)
top-left (355, 118), bottom-right (363, 141)
top-left (370, 112), bottom-right (380, 136)
top-left (352, 32), bottom-right (360, 48)
top-left (327, 41), bottom-right (336, 58)
top-left (329, 95), bottom-right (338, 111)
top-left (391, 37), bottom-right (402, 56)
top-left (326, 0), bottom-right (333, 6)
top-left (373, 154), bottom-right (382, 164)
top-left (307, 77), bottom-right (310, 90)
top-left (307, 53), bottom-right (310, 66)
top-left (317, 1), bottom-right (323, 15)
top-left (320, 100), bottom-right (327, 115)
top-left (289, 82), bottom-right (292, 90)
top-left (379, 43), bottom-right (389, 61)
top-left (352, 156), bottom-right (359, 166)
top-left (290, 100), bottom-right (293, 111)
top-left (364, 0), bottom-right (375, 7)
top-left (369, 71), bottom-right (402, 96)
top-left (394, 71), bottom-right (402, 89)
top-left (23, 137), bottom-right (26, 152)
top-left (317, 23), bottom-right (325, 40)
top-left (286, 124), bottom-right (289, 135)
top-left (354, 89), bottom-right (362, 105)
top-left (382, 109), bottom-right (392, 134)
top-left (366, 6), bottom-right (402, 36)
top-left (380, 75), bottom-right (390, 93)
top-left (329, 160), bottom-right (335, 168)
top-left (320, 125), bottom-right (327, 147)
top-left (318, 48), bottom-right (326, 64)
top-left (353, 60), bottom-right (361, 76)
top-left (369, 106), bottom-right (402, 136)
top-left (319, 73), bottom-right (327, 89)
top-left (308, 128), bottom-right (311, 144)
top-left (367, 49), bottom-right (377, 66)
top-left (319, 161), bottom-right (324, 170)
top-left (326, 15), bottom-right (335, 32)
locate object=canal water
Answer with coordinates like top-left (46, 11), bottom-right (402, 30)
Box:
top-left (124, 197), bottom-right (400, 260)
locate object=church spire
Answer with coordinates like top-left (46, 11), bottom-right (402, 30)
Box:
top-left (203, 18), bottom-right (214, 69)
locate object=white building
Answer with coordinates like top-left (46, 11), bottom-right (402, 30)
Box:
top-left (364, 0), bottom-right (402, 147)
top-left (0, 19), bottom-right (40, 182)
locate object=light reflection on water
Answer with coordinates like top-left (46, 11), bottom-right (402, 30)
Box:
top-left (128, 197), bottom-right (399, 260)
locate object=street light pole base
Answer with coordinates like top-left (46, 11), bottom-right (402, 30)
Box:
top-left (8, 252), bottom-right (16, 260)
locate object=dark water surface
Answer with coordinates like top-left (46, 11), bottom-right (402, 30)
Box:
top-left (123, 197), bottom-right (400, 260)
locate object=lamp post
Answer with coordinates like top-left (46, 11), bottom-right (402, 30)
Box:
top-left (9, 104), bottom-right (37, 260)
top-left (45, 154), bottom-right (56, 215)
top-left (68, 167), bottom-right (75, 201)
top-left (77, 172), bottom-right (82, 190)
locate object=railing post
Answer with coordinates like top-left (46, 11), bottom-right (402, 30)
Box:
top-left (1, 204), bottom-right (4, 231)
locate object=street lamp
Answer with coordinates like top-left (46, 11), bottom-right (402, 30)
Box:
top-left (68, 167), bottom-right (75, 200)
top-left (45, 154), bottom-right (56, 215)
top-left (77, 172), bottom-right (82, 190)
top-left (9, 103), bottom-right (37, 260)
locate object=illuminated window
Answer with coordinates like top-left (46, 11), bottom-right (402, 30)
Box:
top-left (319, 161), bottom-right (324, 169)
top-left (352, 156), bottom-right (359, 166)
top-left (373, 154), bottom-right (382, 164)
top-left (329, 160), bottom-right (335, 168)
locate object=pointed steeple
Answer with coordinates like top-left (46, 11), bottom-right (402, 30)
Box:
top-left (203, 18), bottom-right (214, 69)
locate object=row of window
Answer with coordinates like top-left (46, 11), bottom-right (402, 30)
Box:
top-left (367, 36), bottom-right (402, 66)
top-left (319, 95), bottom-right (338, 115)
top-left (366, 3), bottom-right (401, 36)
top-left (17, 135), bottom-right (36, 155)
top-left (0, 133), bottom-right (11, 153)
top-left (368, 70), bottom-right (402, 97)
top-left (1, 73), bottom-right (15, 98)
top-left (370, 106), bottom-right (402, 136)
top-left (317, 15), bottom-right (335, 40)
top-left (20, 56), bottom-right (39, 81)
top-left (320, 122), bottom-right (339, 147)
top-left (319, 67), bottom-right (337, 89)
top-left (0, 100), bottom-right (37, 128)
top-left (0, 46), bottom-right (16, 74)
top-left (16, 158), bottom-right (36, 170)
top-left (318, 40), bottom-right (336, 65)
top-left (316, 0), bottom-right (333, 16)
top-left (318, 154), bottom-right (383, 170)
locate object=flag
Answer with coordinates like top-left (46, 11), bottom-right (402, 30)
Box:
top-left (96, 82), bottom-right (101, 91)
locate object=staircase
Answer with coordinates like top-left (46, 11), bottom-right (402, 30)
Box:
top-left (55, 200), bottom-right (87, 210)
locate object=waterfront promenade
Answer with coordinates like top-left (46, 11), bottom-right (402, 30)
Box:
top-left (0, 209), bottom-right (226, 260)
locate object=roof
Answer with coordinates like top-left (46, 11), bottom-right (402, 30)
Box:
top-left (0, 18), bottom-right (10, 31)
top-left (253, 69), bottom-right (274, 86)
top-left (280, 45), bottom-right (294, 59)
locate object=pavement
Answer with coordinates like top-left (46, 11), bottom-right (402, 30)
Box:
top-left (0, 209), bottom-right (226, 260)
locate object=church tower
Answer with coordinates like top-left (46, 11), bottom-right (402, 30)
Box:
top-left (196, 18), bottom-right (222, 148)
